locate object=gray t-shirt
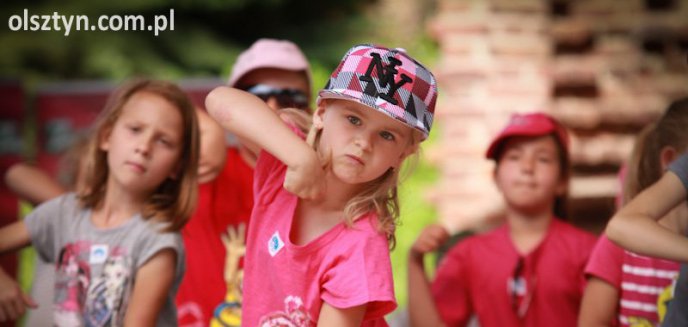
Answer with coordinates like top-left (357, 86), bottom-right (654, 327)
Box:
top-left (24, 193), bottom-right (184, 326)
top-left (664, 153), bottom-right (688, 326)
top-left (663, 263), bottom-right (688, 326)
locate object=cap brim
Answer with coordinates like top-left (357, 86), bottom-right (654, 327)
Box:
top-left (485, 127), bottom-right (559, 159)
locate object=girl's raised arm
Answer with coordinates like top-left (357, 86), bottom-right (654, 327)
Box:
top-left (206, 86), bottom-right (325, 199)
top-left (606, 171), bottom-right (688, 262)
top-left (124, 248), bottom-right (177, 326)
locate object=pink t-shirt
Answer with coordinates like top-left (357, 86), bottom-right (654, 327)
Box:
top-left (242, 145), bottom-right (396, 326)
top-left (585, 235), bottom-right (679, 326)
top-left (432, 219), bottom-right (597, 327)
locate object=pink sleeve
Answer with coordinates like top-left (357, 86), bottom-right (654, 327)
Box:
top-left (253, 123), bottom-right (306, 204)
top-left (584, 234), bottom-right (623, 288)
top-left (320, 230), bottom-right (396, 321)
top-left (431, 243), bottom-right (472, 326)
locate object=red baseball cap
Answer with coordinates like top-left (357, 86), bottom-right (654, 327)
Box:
top-left (485, 112), bottom-right (569, 160)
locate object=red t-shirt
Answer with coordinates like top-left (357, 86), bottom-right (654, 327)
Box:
top-left (585, 235), bottom-right (679, 326)
top-left (176, 147), bottom-right (254, 326)
top-left (432, 219), bottom-right (597, 327)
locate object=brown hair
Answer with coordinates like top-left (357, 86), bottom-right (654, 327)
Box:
top-left (624, 97), bottom-right (688, 203)
top-left (78, 79), bottom-right (200, 231)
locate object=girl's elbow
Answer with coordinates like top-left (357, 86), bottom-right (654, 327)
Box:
top-left (605, 216), bottom-right (626, 245)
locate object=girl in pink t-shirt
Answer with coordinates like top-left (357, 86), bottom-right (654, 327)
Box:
top-left (206, 44), bottom-right (438, 326)
top-left (580, 100), bottom-right (688, 326)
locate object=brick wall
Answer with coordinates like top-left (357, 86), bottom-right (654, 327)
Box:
top-left (428, 0), bottom-right (688, 234)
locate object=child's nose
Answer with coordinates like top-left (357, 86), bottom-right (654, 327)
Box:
top-left (354, 132), bottom-right (373, 151)
top-left (135, 136), bottom-right (153, 155)
top-left (520, 156), bottom-right (535, 172)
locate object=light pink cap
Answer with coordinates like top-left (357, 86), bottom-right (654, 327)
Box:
top-left (227, 38), bottom-right (311, 89)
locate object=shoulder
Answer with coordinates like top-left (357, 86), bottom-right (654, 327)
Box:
top-left (444, 225), bottom-right (508, 259)
top-left (346, 213), bottom-right (390, 248)
top-left (551, 219), bottom-right (597, 245)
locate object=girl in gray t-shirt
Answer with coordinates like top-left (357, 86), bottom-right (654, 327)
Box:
top-left (0, 79), bottom-right (200, 326)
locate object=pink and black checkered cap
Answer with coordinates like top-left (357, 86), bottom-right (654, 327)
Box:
top-left (317, 44), bottom-right (438, 140)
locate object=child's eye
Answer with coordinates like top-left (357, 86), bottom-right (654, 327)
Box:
top-left (380, 131), bottom-right (395, 141)
top-left (347, 115), bottom-right (361, 126)
top-left (128, 125), bottom-right (141, 133)
top-left (504, 153), bottom-right (520, 161)
top-left (158, 138), bottom-right (173, 147)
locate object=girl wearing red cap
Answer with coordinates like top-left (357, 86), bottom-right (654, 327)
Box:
top-left (408, 112), bottom-right (596, 327)
top-left (606, 98), bottom-right (688, 326)
top-left (206, 44), bottom-right (438, 326)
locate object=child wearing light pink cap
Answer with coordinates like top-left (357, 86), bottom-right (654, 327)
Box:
top-left (408, 112), bottom-right (597, 327)
top-left (176, 38), bottom-right (314, 326)
top-left (206, 44), bottom-right (438, 326)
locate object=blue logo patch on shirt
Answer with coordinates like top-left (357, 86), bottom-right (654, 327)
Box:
top-left (89, 244), bottom-right (109, 264)
top-left (268, 231), bottom-right (285, 257)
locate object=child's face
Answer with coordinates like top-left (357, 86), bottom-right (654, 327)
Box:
top-left (99, 91), bottom-right (184, 195)
top-left (494, 135), bottom-right (567, 214)
top-left (197, 109), bottom-right (226, 184)
top-left (236, 68), bottom-right (309, 111)
top-left (314, 99), bottom-right (415, 185)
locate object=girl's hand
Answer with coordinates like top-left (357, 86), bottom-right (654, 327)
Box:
top-left (410, 224), bottom-right (450, 260)
top-left (0, 269), bottom-right (37, 322)
top-left (284, 147), bottom-right (329, 200)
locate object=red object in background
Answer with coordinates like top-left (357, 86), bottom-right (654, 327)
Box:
top-left (35, 81), bottom-right (114, 178)
top-left (0, 80), bottom-right (25, 327)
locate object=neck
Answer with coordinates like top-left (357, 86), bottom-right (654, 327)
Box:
top-left (238, 145), bottom-right (257, 168)
top-left (506, 207), bottom-right (553, 234)
top-left (304, 171), bottom-right (363, 213)
top-left (93, 179), bottom-right (147, 227)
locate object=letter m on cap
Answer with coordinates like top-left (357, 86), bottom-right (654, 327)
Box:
top-left (359, 53), bottom-right (412, 105)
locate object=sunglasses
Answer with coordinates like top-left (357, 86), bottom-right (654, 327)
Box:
top-left (241, 84), bottom-right (309, 110)
top-left (509, 257), bottom-right (536, 318)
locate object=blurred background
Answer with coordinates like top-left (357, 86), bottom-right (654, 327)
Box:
top-left (1, 0), bottom-right (688, 325)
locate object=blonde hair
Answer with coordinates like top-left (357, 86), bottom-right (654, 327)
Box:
top-left (624, 97), bottom-right (688, 203)
top-left (286, 101), bottom-right (421, 248)
top-left (79, 79), bottom-right (200, 232)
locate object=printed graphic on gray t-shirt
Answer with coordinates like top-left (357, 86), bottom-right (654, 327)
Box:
top-left (24, 193), bottom-right (184, 326)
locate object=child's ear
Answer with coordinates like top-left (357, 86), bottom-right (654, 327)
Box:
top-left (660, 146), bottom-right (678, 171)
top-left (312, 105), bottom-right (326, 130)
top-left (98, 128), bottom-right (113, 151)
top-left (555, 179), bottom-right (569, 197)
top-left (168, 162), bottom-right (182, 180)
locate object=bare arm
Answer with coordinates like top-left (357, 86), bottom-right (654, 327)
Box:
top-left (4, 163), bottom-right (66, 205)
top-left (408, 224), bottom-right (449, 327)
top-left (578, 277), bottom-right (619, 327)
top-left (124, 248), bottom-right (176, 326)
top-left (206, 86), bottom-right (325, 199)
top-left (606, 172), bottom-right (688, 262)
top-left (0, 221), bottom-right (37, 322)
top-left (317, 302), bottom-right (366, 327)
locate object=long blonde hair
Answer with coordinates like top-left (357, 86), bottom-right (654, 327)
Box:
top-left (283, 102), bottom-right (421, 248)
top-left (79, 79), bottom-right (200, 232)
